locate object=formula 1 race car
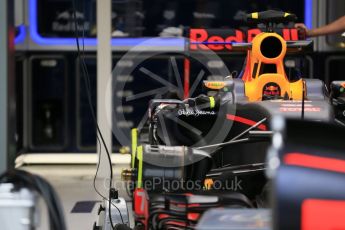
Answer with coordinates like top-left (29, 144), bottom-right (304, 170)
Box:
top-left (121, 10), bottom-right (345, 230)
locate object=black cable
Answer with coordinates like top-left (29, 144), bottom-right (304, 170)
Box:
top-left (149, 210), bottom-right (189, 229)
top-left (71, 1), bottom-right (118, 229)
top-left (71, 0), bottom-right (113, 185)
top-left (164, 226), bottom-right (193, 230)
top-left (111, 200), bottom-right (125, 224)
top-left (92, 121), bottom-right (124, 226)
top-left (76, 0), bottom-right (107, 202)
top-left (157, 217), bottom-right (195, 230)
top-left (92, 144), bottom-right (125, 226)
top-left (93, 136), bottom-right (106, 199)
top-left (73, 2), bottom-right (103, 201)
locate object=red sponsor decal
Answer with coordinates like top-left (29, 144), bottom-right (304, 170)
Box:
top-left (189, 29), bottom-right (244, 50)
top-left (284, 153), bottom-right (345, 174)
top-left (283, 29), bottom-right (291, 40)
top-left (282, 28), bottom-right (299, 41)
top-left (226, 114), bottom-right (267, 130)
top-left (247, 29), bottom-right (261, 42)
top-left (302, 199), bottom-right (345, 230)
top-left (290, 28), bottom-right (299, 40)
top-left (189, 28), bottom-right (299, 51)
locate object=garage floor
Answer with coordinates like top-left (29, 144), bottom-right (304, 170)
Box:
top-left (20, 164), bottom-right (133, 230)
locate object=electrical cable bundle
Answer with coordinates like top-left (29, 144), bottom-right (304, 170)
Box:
top-left (148, 194), bottom-right (212, 230)
top-left (147, 191), bottom-right (255, 230)
top-left (148, 193), bottom-right (218, 230)
top-left (71, 1), bottom-right (125, 229)
top-left (0, 169), bottom-right (66, 230)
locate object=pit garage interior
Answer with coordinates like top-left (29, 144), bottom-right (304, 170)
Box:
top-left (1, 0), bottom-right (345, 230)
